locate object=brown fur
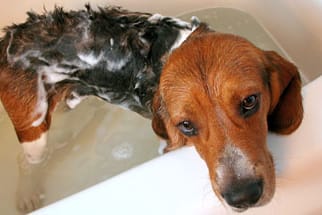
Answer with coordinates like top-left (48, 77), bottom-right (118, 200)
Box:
top-left (0, 67), bottom-right (73, 142)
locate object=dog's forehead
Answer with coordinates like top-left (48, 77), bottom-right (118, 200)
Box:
top-left (209, 64), bottom-right (267, 98)
top-left (164, 33), bottom-right (266, 79)
top-left (162, 34), bottom-right (267, 94)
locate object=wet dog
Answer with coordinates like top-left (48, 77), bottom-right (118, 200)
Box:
top-left (0, 5), bottom-right (302, 212)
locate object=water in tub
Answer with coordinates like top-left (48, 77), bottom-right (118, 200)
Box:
top-left (0, 7), bottom-right (310, 214)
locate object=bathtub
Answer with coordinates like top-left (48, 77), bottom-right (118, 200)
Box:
top-left (0, 1), bottom-right (322, 214)
top-left (30, 75), bottom-right (322, 215)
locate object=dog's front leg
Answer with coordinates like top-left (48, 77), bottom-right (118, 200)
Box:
top-left (16, 143), bottom-right (50, 213)
top-left (14, 126), bottom-right (51, 213)
top-left (14, 125), bottom-right (50, 212)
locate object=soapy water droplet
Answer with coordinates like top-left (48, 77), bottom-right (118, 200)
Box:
top-left (111, 142), bottom-right (134, 160)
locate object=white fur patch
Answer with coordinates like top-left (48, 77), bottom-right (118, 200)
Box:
top-left (148, 14), bottom-right (191, 29)
top-left (170, 17), bottom-right (192, 28)
top-left (66, 92), bottom-right (86, 109)
top-left (32, 73), bottom-right (48, 127)
top-left (216, 144), bottom-right (254, 182)
top-left (148, 14), bottom-right (163, 23)
top-left (158, 140), bottom-right (168, 155)
top-left (170, 29), bottom-right (193, 52)
top-left (42, 68), bottom-right (70, 84)
top-left (22, 132), bottom-right (48, 164)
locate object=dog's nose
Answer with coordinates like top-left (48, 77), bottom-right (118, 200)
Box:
top-left (221, 179), bottom-right (263, 209)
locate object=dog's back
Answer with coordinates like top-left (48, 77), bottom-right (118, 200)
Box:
top-left (0, 5), bottom-right (198, 164)
top-left (1, 5), bottom-right (196, 116)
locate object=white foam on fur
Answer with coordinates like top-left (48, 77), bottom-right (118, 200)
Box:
top-left (106, 53), bottom-right (131, 72)
top-left (32, 73), bottom-right (48, 127)
top-left (66, 92), bottom-right (87, 109)
top-left (78, 52), bottom-right (103, 67)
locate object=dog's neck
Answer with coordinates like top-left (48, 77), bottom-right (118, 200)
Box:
top-left (3, 5), bottom-right (199, 119)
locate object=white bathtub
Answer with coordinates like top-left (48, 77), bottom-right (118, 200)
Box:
top-left (31, 76), bottom-right (322, 214)
top-left (0, 1), bottom-right (322, 214)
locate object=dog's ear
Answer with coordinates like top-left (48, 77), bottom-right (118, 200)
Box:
top-left (265, 51), bottom-right (303, 134)
top-left (151, 89), bottom-right (187, 152)
top-left (151, 90), bottom-right (169, 140)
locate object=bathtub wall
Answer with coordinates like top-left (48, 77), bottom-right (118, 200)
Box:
top-left (0, 0), bottom-right (321, 82)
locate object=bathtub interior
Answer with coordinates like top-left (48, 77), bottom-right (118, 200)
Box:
top-left (0, 5), bottom-right (321, 215)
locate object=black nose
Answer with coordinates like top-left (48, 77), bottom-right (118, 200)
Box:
top-left (221, 179), bottom-right (263, 209)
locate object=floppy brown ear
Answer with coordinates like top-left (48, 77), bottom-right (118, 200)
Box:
top-left (151, 90), bottom-right (169, 140)
top-left (151, 89), bottom-right (188, 152)
top-left (265, 51), bottom-right (303, 134)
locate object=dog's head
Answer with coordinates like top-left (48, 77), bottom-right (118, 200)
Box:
top-left (152, 25), bottom-right (303, 211)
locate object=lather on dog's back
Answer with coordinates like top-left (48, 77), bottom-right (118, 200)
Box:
top-left (0, 6), bottom-right (199, 211)
top-left (0, 5), bottom-right (198, 163)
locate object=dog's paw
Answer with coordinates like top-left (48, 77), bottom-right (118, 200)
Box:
top-left (16, 184), bottom-right (45, 213)
top-left (16, 153), bottom-right (46, 213)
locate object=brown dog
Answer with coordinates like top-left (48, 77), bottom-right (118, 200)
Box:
top-left (152, 24), bottom-right (303, 211)
top-left (0, 6), bottom-right (302, 212)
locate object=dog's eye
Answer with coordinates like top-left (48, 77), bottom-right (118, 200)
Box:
top-left (243, 95), bottom-right (258, 109)
top-left (240, 94), bottom-right (260, 117)
top-left (177, 121), bottom-right (198, 137)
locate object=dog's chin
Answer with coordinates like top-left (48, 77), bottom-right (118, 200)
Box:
top-left (231, 206), bottom-right (248, 213)
top-left (228, 197), bottom-right (272, 213)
